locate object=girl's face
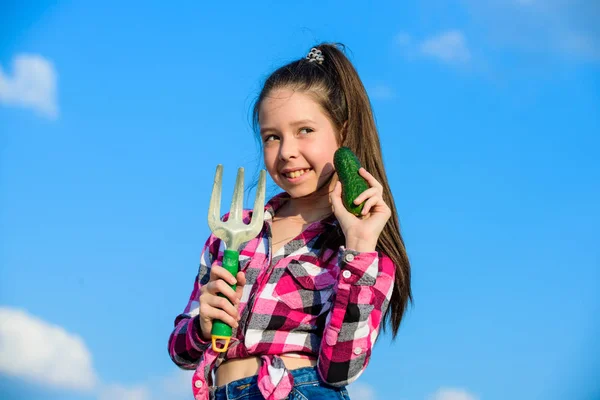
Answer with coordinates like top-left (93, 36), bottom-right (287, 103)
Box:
top-left (259, 88), bottom-right (340, 199)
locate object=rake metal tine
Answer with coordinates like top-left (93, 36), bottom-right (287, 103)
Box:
top-left (247, 170), bottom-right (266, 235)
top-left (208, 164), bottom-right (223, 233)
top-left (229, 167), bottom-right (244, 222)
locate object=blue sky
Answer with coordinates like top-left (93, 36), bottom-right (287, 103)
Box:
top-left (1, 1), bottom-right (599, 400)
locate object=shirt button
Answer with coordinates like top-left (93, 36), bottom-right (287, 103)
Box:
top-left (353, 347), bottom-right (363, 355)
top-left (342, 270), bottom-right (352, 279)
top-left (194, 380), bottom-right (203, 388)
top-left (344, 253), bottom-right (355, 263)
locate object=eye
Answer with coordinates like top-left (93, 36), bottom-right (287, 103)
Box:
top-left (299, 127), bottom-right (314, 135)
top-left (263, 134), bottom-right (279, 143)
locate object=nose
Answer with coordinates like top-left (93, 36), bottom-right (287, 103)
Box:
top-left (278, 138), bottom-right (298, 161)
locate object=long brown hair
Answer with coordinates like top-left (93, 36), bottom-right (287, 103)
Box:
top-left (252, 43), bottom-right (412, 338)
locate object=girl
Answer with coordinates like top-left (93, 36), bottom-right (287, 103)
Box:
top-left (168, 43), bottom-right (412, 400)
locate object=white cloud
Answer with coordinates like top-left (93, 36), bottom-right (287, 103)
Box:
top-left (0, 53), bottom-right (59, 118)
top-left (397, 2), bottom-right (599, 65)
top-left (515, 0), bottom-right (535, 5)
top-left (98, 369), bottom-right (193, 400)
top-left (428, 387), bottom-right (479, 400)
top-left (395, 30), bottom-right (472, 67)
top-left (98, 384), bottom-right (150, 400)
top-left (0, 306), bottom-right (195, 399)
top-left (348, 382), bottom-right (377, 400)
top-left (419, 30), bottom-right (472, 64)
top-left (556, 31), bottom-right (600, 61)
top-left (369, 84), bottom-right (395, 100)
top-left (156, 368), bottom-right (194, 399)
top-left (461, 0), bottom-right (600, 62)
top-left (395, 32), bottom-right (413, 47)
top-left (0, 307), bottom-right (97, 391)
top-left (0, 308), bottom-right (477, 400)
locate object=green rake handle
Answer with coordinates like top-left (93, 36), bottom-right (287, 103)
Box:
top-left (211, 249), bottom-right (239, 352)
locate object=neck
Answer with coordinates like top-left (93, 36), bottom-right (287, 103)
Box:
top-left (277, 176), bottom-right (337, 223)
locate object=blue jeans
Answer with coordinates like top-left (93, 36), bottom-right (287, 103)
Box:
top-left (211, 366), bottom-right (350, 400)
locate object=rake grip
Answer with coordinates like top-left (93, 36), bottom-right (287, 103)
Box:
top-left (211, 249), bottom-right (239, 352)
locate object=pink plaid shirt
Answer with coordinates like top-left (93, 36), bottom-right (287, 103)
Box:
top-left (168, 192), bottom-right (396, 400)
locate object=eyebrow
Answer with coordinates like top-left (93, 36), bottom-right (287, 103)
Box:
top-left (260, 119), bottom-right (317, 135)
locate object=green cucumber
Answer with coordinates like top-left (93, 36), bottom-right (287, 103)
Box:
top-left (333, 147), bottom-right (369, 216)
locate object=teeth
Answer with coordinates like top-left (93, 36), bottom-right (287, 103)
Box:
top-left (285, 169), bottom-right (310, 179)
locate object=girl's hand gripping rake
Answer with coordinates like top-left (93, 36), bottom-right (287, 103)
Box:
top-left (207, 165), bottom-right (266, 353)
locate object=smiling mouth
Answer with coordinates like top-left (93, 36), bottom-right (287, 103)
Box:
top-left (283, 169), bottom-right (312, 179)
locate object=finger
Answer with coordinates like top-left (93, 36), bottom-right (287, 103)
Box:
top-left (353, 187), bottom-right (379, 205)
top-left (210, 264), bottom-right (237, 286)
top-left (205, 294), bottom-right (240, 320)
top-left (207, 279), bottom-right (240, 305)
top-left (366, 197), bottom-right (392, 218)
top-left (200, 302), bottom-right (239, 328)
top-left (235, 271), bottom-right (246, 300)
top-left (198, 290), bottom-right (239, 321)
top-left (361, 195), bottom-right (381, 216)
top-left (330, 181), bottom-right (350, 216)
top-left (359, 168), bottom-right (383, 190)
top-left (329, 181), bottom-right (342, 212)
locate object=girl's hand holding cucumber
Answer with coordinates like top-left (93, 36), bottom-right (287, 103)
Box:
top-left (331, 147), bottom-right (391, 252)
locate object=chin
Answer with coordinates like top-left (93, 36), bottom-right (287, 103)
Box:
top-left (285, 188), bottom-right (314, 199)
top-left (278, 182), bottom-right (315, 198)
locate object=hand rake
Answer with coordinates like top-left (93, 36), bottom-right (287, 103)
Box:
top-left (207, 164), bottom-right (266, 352)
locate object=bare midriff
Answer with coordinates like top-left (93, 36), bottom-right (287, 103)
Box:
top-left (214, 353), bottom-right (318, 387)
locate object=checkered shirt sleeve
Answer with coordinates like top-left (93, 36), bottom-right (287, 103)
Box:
top-left (167, 233), bottom-right (221, 369)
top-left (317, 246), bottom-right (396, 386)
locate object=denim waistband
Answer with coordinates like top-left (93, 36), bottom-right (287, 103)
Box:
top-left (211, 366), bottom-right (321, 400)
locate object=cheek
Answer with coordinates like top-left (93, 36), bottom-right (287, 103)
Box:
top-left (263, 148), bottom-right (279, 173)
top-left (262, 146), bottom-right (274, 162)
top-left (313, 148), bottom-right (336, 168)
